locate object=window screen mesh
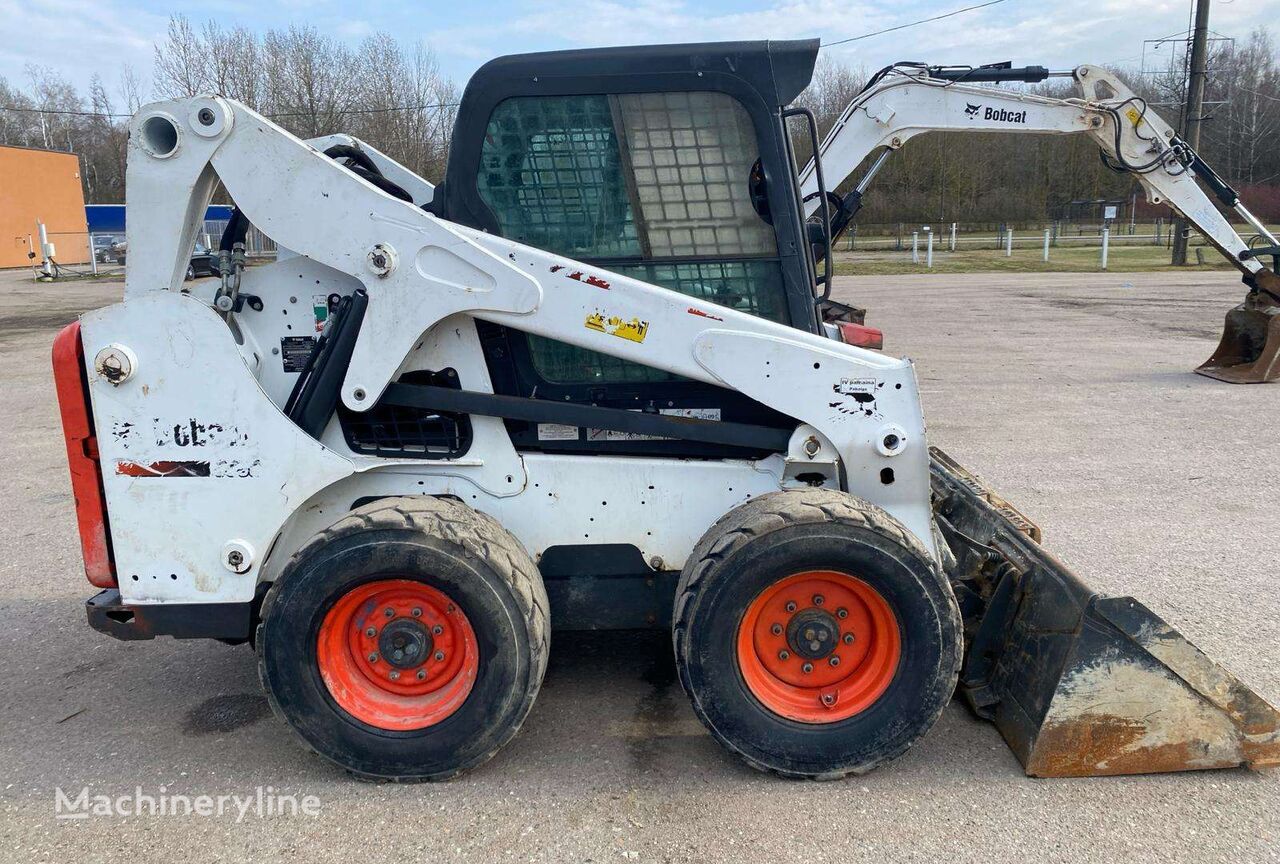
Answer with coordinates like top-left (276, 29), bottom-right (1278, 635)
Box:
top-left (617, 92), bottom-right (777, 258)
top-left (477, 96), bottom-right (641, 258)
top-left (476, 91), bottom-right (789, 385)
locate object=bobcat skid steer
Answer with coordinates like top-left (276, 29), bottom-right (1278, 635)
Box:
top-left (54, 40), bottom-right (1280, 780)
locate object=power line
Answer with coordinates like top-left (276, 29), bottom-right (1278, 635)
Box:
top-left (0, 104), bottom-right (130, 118)
top-left (0, 100), bottom-right (460, 120)
top-left (267, 101), bottom-right (459, 118)
top-left (1241, 85), bottom-right (1280, 103)
top-left (822, 0), bottom-right (1009, 49)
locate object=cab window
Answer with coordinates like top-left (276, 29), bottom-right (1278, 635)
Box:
top-left (477, 90), bottom-right (786, 383)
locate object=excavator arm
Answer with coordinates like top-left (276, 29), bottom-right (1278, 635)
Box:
top-left (798, 63), bottom-right (1280, 383)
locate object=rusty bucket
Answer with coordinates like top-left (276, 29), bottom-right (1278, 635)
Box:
top-left (1196, 276), bottom-right (1280, 384)
top-left (931, 448), bottom-right (1280, 777)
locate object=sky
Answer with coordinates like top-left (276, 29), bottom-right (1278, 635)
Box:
top-left (0, 0), bottom-right (1273, 101)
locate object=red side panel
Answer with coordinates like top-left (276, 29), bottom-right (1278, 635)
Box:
top-left (51, 322), bottom-right (116, 588)
top-left (837, 321), bottom-right (884, 351)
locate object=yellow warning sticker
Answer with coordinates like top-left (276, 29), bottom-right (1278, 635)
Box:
top-left (1125, 107), bottom-right (1142, 128)
top-left (585, 310), bottom-right (649, 343)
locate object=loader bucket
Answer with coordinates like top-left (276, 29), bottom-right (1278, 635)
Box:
top-left (1195, 282), bottom-right (1280, 384)
top-left (931, 448), bottom-right (1280, 777)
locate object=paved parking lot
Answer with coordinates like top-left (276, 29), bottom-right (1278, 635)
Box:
top-left (0, 268), bottom-right (1275, 862)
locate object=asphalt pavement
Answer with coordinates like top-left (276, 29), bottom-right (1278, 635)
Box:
top-left (0, 268), bottom-right (1275, 863)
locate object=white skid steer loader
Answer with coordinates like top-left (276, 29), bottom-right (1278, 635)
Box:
top-left (54, 40), bottom-right (1280, 780)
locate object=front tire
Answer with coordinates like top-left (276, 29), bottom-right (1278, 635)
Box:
top-left (673, 489), bottom-right (961, 779)
top-left (257, 496), bottom-right (549, 780)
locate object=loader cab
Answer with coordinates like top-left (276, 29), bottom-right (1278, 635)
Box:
top-left (432, 39), bottom-right (822, 457)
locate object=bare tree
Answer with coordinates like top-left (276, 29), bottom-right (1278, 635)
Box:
top-left (9, 14), bottom-right (1278, 221)
top-left (153, 15), bottom-right (210, 98)
top-left (118, 63), bottom-right (145, 114)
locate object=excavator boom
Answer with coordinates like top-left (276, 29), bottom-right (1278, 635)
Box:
top-left (799, 62), bottom-right (1280, 384)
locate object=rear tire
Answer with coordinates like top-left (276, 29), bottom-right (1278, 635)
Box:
top-left (673, 489), bottom-right (961, 779)
top-left (257, 496), bottom-right (549, 780)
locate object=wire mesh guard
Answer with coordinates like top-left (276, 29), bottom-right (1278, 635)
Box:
top-left (477, 90), bottom-right (788, 384)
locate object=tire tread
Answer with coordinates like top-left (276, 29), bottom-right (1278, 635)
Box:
top-left (256, 495), bottom-right (549, 782)
top-left (672, 489), bottom-right (961, 780)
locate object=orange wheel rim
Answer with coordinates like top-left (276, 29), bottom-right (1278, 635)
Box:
top-left (316, 579), bottom-right (478, 731)
top-left (736, 570), bottom-right (900, 723)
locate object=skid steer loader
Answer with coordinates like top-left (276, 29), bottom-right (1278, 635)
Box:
top-left (54, 39), bottom-right (1280, 780)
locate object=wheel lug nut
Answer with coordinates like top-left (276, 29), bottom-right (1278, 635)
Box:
top-left (822, 693), bottom-right (835, 705)
top-left (829, 656), bottom-right (840, 667)
top-left (416, 669), bottom-right (426, 680)
top-left (434, 651), bottom-right (445, 662)
top-left (778, 650), bottom-right (790, 661)
top-left (812, 594), bottom-right (824, 606)
top-left (368, 653), bottom-right (378, 663)
top-left (384, 607), bottom-right (394, 618)
top-left (389, 670), bottom-right (400, 680)
top-left (770, 623), bottom-right (782, 636)
top-left (432, 625), bottom-right (443, 635)
top-left (412, 607), bottom-right (422, 617)
top-left (802, 663), bottom-right (813, 674)
top-left (365, 627), bottom-right (376, 637)
top-left (785, 601), bottom-right (797, 613)
top-left (843, 633), bottom-right (855, 644)
top-left (837, 608), bottom-right (848, 619)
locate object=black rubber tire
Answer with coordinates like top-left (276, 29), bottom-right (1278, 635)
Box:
top-left (673, 489), bottom-right (961, 779)
top-left (256, 496), bottom-right (549, 781)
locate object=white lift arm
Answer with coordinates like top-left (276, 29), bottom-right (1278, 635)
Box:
top-left (798, 64), bottom-right (1277, 277)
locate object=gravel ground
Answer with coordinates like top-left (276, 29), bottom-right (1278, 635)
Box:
top-left (0, 268), bottom-right (1275, 863)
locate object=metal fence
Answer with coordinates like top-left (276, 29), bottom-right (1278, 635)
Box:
top-left (197, 220), bottom-right (277, 256)
top-left (19, 217), bottom-right (1270, 280)
top-left (832, 219), bottom-right (1234, 253)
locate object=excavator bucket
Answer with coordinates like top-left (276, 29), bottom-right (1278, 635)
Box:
top-left (931, 448), bottom-right (1280, 777)
top-left (1196, 270), bottom-right (1280, 384)
top-left (1196, 299), bottom-right (1280, 383)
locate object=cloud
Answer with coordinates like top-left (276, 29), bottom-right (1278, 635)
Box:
top-left (5, 0), bottom-right (1279, 103)
top-left (425, 0), bottom-right (1280, 82)
top-left (0, 0), bottom-right (167, 94)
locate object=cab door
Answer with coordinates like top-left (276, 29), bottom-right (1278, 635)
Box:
top-left (436, 48), bottom-right (820, 457)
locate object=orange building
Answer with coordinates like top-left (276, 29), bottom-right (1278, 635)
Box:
top-left (0, 144), bottom-right (90, 268)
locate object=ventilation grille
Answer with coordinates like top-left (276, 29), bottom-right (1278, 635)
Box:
top-left (337, 369), bottom-right (471, 460)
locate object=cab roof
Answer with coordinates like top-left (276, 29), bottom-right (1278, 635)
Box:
top-left (462, 39), bottom-right (820, 110)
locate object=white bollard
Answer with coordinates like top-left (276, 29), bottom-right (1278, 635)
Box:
top-left (911, 232), bottom-right (919, 264)
top-left (950, 222), bottom-right (957, 252)
top-left (1005, 228), bottom-right (1013, 257)
top-left (1101, 228), bottom-right (1110, 270)
top-left (1043, 229), bottom-right (1050, 263)
top-left (926, 231), bottom-right (934, 268)
top-left (37, 220), bottom-right (54, 277)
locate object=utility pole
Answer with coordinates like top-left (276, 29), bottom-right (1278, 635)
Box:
top-left (1171, 0), bottom-right (1211, 265)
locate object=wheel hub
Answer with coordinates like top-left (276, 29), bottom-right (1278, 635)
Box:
top-left (786, 608), bottom-right (839, 659)
top-left (378, 618), bottom-right (433, 669)
top-left (316, 579), bottom-right (478, 731)
top-left (736, 570), bottom-right (901, 723)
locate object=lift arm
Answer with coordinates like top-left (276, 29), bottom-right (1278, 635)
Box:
top-left (797, 63), bottom-right (1280, 382)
